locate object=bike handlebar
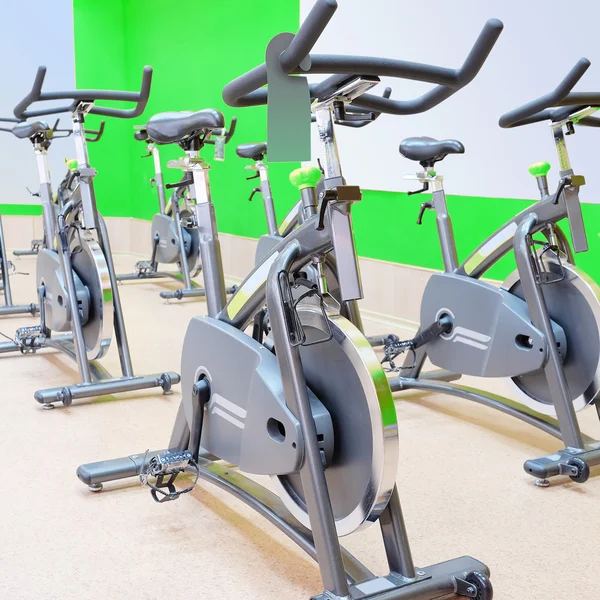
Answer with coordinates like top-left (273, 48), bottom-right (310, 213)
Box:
top-left (222, 0), bottom-right (503, 115)
top-left (499, 58), bottom-right (592, 128)
top-left (85, 120), bottom-right (106, 142)
top-left (13, 65), bottom-right (153, 120)
top-left (205, 116), bottom-right (238, 145)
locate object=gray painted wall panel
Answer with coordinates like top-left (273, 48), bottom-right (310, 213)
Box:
top-left (0, 1), bottom-right (75, 207)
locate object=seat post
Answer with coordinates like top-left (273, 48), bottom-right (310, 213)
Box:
top-left (429, 176), bottom-right (459, 273)
top-left (150, 142), bottom-right (167, 214)
top-left (187, 148), bottom-right (228, 317)
top-left (256, 160), bottom-right (278, 236)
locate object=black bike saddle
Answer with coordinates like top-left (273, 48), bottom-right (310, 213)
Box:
top-left (147, 109), bottom-right (225, 144)
top-left (12, 121), bottom-right (50, 139)
top-left (399, 137), bottom-right (465, 166)
top-left (236, 142), bottom-right (267, 161)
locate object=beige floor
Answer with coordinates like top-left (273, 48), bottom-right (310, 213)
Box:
top-left (0, 253), bottom-right (599, 600)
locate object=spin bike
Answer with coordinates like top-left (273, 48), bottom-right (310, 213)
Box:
top-left (77, 2), bottom-right (503, 598)
top-left (117, 119), bottom-right (237, 301)
top-left (385, 58), bottom-right (600, 486)
top-left (0, 66), bottom-right (180, 408)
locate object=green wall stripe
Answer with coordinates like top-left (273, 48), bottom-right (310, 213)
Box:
top-left (356, 190), bottom-right (600, 282)
top-left (0, 205), bottom-right (42, 216)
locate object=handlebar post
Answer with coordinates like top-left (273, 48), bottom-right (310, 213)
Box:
top-left (314, 106), bottom-right (343, 183)
top-left (551, 123), bottom-right (573, 175)
top-left (72, 110), bottom-right (99, 230)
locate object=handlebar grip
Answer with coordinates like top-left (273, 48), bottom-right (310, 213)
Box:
top-left (499, 58), bottom-right (591, 128)
top-left (90, 66), bottom-right (153, 118)
top-left (280, 0), bottom-right (337, 72)
top-left (457, 18), bottom-right (504, 86)
top-left (14, 65), bottom-right (47, 119)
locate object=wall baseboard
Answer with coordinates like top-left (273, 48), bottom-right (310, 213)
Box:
top-left (5, 215), bottom-right (501, 325)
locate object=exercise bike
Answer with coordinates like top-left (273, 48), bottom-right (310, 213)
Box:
top-left (384, 58), bottom-right (600, 486)
top-left (117, 120), bottom-right (237, 301)
top-left (77, 2), bottom-right (503, 598)
top-left (0, 66), bottom-right (180, 408)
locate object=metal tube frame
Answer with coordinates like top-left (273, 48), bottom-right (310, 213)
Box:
top-left (257, 161), bottom-right (279, 236)
top-left (150, 143), bottom-right (167, 214)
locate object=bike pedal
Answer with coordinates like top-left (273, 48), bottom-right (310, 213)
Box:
top-left (134, 260), bottom-right (153, 275)
top-left (152, 450), bottom-right (194, 473)
top-left (140, 450), bottom-right (199, 503)
top-left (15, 325), bottom-right (43, 353)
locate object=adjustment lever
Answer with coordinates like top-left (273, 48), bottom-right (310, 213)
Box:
top-left (317, 189), bottom-right (336, 231)
top-left (246, 172), bottom-right (260, 181)
top-left (416, 201), bottom-right (433, 224)
top-left (248, 187), bottom-right (261, 201)
top-left (26, 187), bottom-right (40, 198)
top-left (166, 176), bottom-right (194, 190)
top-left (408, 182), bottom-right (430, 196)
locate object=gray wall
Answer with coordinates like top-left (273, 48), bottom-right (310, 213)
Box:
top-left (0, 1), bottom-right (75, 208)
top-left (301, 0), bottom-right (600, 202)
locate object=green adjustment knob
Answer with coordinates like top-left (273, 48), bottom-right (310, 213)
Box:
top-left (66, 158), bottom-right (78, 171)
top-left (289, 166), bottom-right (322, 190)
top-left (528, 161), bottom-right (551, 178)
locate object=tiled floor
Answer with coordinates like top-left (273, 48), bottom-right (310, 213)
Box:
top-left (0, 253), bottom-right (599, 600)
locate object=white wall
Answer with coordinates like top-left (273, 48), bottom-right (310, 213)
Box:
top-left (301, 0), bottom-right (600, 202)
top-left (0, 1), bottom-right (75, 207)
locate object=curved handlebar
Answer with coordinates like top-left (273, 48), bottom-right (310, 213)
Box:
top-left (14, 65), bottom-right (153, 120)
top-left (499, 58), bottom-right (590, 128)
top-left (222, 0), bottom-right (502, 116)
top-left (85, 120), bottom-right (106, 142)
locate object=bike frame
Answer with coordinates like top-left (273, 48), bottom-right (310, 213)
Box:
top-left (395, 108), bottom-right (600, 482)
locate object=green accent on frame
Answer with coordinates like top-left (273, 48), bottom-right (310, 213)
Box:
top-left (72, 0), bottom-right (300, 237)
top-left (290, 166), bottom-right (322, 190)
top-left (528, 161), bottom-right (551, 178)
